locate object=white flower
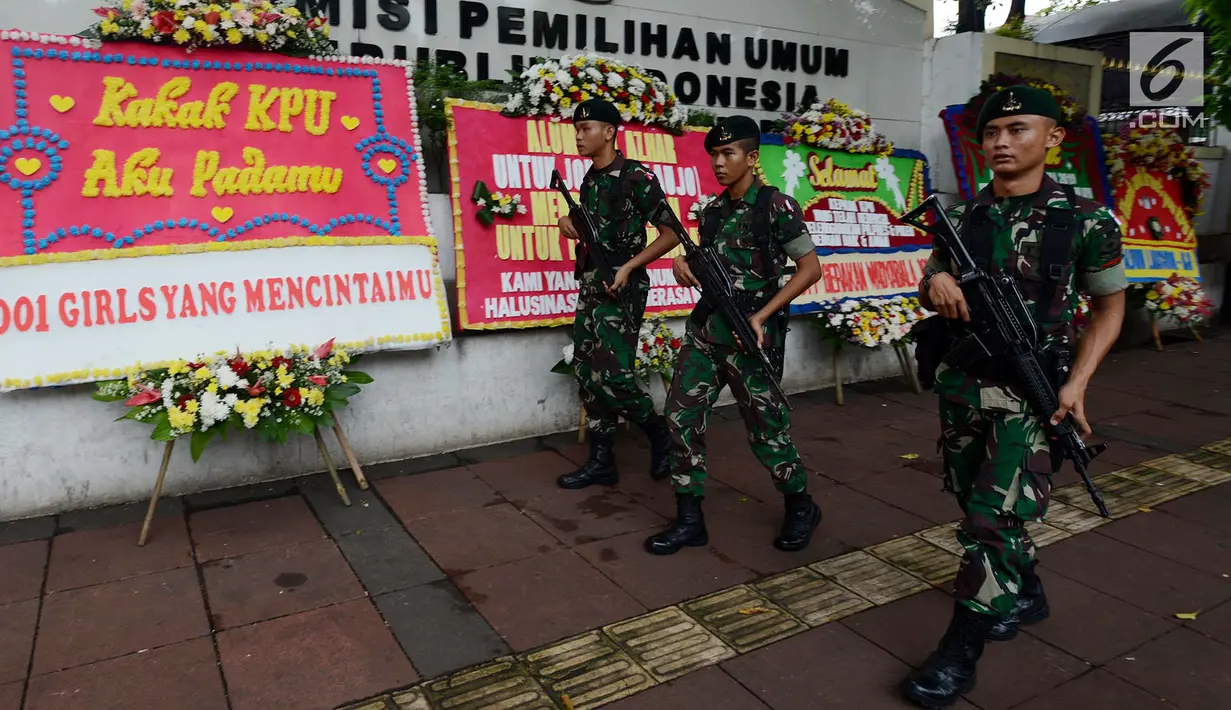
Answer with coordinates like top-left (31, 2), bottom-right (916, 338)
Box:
top-left (607, 72), bottom-right (624, 88)
top-left (562, 344), bottom-right (575, 364)
top-left (554, 69), bottom-right (572, 86)
top-left (214, 364), bottom-right (241, 390)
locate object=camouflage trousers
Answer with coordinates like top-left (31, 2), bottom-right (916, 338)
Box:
top-left (666, 330), bottom-right (807, 496)
top-left (939, 398), bottom-right (1057, 617)
top-left (573, 284), bottom-right (655, 439)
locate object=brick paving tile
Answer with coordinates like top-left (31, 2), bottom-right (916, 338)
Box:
top-left (452, 548), bottom-right (644, 652)
top-left (840, 588), bottom-right (955, 665)
top-left (58, 499), bottom-right (183, 535)
top-left (1102, 411), bottom-right (1227, 449)
top-left (299, 474), bottom-right (399, 536)
top-left (575, 530), bottom-right (757, 609)
top-left (403, 503), bottom-right (562, 576)
top-left (23, 637), bottom-right (225, 710)
top-left (0, 682), bottom-right (18, 710)
top-left (0, 540), bottom-right (46, 605)
top-left (1105, 628), bottom-right (1231, 710)
top-left (813, 485), bottom-right (933, 550)
top-left (0, 599), bottom-right (37, 684)
top-left (722, 622), bottom-right (979, 710)
top-left (190, 496), bottom-right (326, 562)
top-left (518, 488), bottom-right (667, 547)
top-left (797, 428), bottom-right (941, 484)
top-left (466, 451), bottom-right (580, 502)
top-left (848, 466), bottom-right (962, 525)
top-left (32, 567), bottom-right (209, 676)
top-left (699, 484), bottom-right (853, 577)
top-left (1009, 669), bottom-right (1177, 710)
top-left (1019, 572), bottom-right (1174, 665)
top-left (201, 538), bottom-right (366, 630)
top-left (604, 667), bottom-right (771, 710)
top-left (1095, 509), bottom-right (1231, 578)
top-left (375, 466), bottom-right (503, 522)
top-left (373, 580), bottom-right (510, 679)
top-left (1040, 530), bottom-right (1231, 618)
top-left (1156, 488), bottom-right (1231, 535)
top-left (1190, 598), bottom-right (1231, 647)
top-left (45, 517), bottom-right (193, 593)
top-left (707, 455), bottom-right (835, 504)
top-left (0, 516), bottom-right (54, 546)
top-left (217, 599), bottom-right (416, 710)
top-left (611, 464), bottom-right (680, 520)
top-left (333, 526), bottom-right (445, 596)
top-left (961, 628), bottom-right (1090, 710)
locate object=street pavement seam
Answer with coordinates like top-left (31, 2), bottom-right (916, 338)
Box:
top-left (336, 437), bottom-right (1231, 710)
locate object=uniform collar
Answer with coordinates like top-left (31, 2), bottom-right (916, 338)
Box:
top-left (588, 150), bottom-right (626, 177)
top-left (973, 174), bottom-right (1070, 211)
top-left (722, 177), bottom-right (763, 207)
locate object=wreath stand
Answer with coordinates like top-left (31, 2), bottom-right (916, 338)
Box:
top-left (136, 411), bottom-right (369, 546)
top-left (1149, 313), bottom-right (1204, 352)
top-left (831, 341), bottom-right (922, 407)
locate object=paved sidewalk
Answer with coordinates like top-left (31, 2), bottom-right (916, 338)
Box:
top-left (0, 330), bottom-right (1228, 710)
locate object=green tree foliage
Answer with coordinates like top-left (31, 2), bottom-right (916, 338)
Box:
top-left (1185, 0), bottom-right (1230, 129)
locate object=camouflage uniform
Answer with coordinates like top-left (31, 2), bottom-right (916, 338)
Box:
top-left (667, 179), bottom-right (816, 497)
top-left (571, 152), bottom-right (663, 438)
top-left (925, 176), bottom-right (1128, 618)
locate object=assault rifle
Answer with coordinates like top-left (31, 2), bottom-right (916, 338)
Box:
top-left (900, 195), bottom-right (1111, 517)
top-left (550, 170), bottom-right (640, 332)
top-left (647, 199), bottom-right (792, 411)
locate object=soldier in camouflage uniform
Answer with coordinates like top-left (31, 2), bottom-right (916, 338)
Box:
top-left (902, 86), bottom-right (1127, 709)
top-left (556, 98), bottom-right (678, 490)
top-left (626, 116), bottom-right (825, 556)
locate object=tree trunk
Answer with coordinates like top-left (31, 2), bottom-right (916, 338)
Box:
top-left (1006, 0), bottom-right (1029, 22)
top-left (956, 0), bottom-right (988, 33)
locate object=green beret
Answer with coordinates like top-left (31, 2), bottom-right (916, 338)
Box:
top-left (705, 115), bottom-right (760, 152)
top-left (572, 98), bottom-right (621, 127)
top-left (976, 86), bottom-right (1062, 135)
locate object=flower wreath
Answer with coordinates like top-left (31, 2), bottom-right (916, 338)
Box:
top-left (471, 180), bottom-right (525, 226)
top-left (502, 53), bottom-right (687, 131)
top-left (83, 0), bottom-right (336, 56)
top-left (634, 316), bottom-right (683, 383)
top-left (93, 338), bottom-right (372, 460)
top-left (1102, 115), bottom-right (1211, 217)
top-left (779, 98), bottom-right (894, 156)
top-left (961, 73), bottom-right (1087, 133)
top-left (1140, 275), bottom-right (1214, 327)
top-left (812, 295), bottom-right (931, 349)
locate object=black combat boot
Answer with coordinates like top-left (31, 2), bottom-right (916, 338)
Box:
top-left (901, 602), bottom-right (998, 709)
top-left (638, 416), bottom-right (672, 480)
top-left (557, 433), bottom-right (618, 489)
top-left (773, 491), bottom-right (822, 552)
top-left (644, 493), bottom-right (707, 555)
top-left (987, 561), bottom-right (1049, 641)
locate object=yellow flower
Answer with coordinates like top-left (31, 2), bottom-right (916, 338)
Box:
top-left (305, 389), bottom-right (325, 407)
top-left (285, 7), bottom-right (302, 16)
top-left (100, 20), bottom-right (119, 35)
top-left (256, 31), bottom-right (269, 43)
top-left (168, 360), bottom-right (188, 376)
top-left (142, 26), bottom-right (155, 38)
top-left (173, 28), bottom-right (191, 44)
top-left (1146, 291), bottom-right (1159, 300)
top-left (168, 406), bottom-right (196, 431)
top-left (186, 400), bottom-right (200, 414)
top-left (174, 10), bottom-right (185, 20)
top-left (286, 30), bottom-right (297, 38)
top-left (193, 367), bottom-right (213, 382)
top-left (206, 382), bottom-right (218, 395)
top-left (226, 28), bottom-right (242, 44)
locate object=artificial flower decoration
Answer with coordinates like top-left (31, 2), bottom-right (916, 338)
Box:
top-left (781, 98), bottom-right (894, 156)
top-left (85, 0), bottom-right (336, 56)
top-left (502, 53), bottom-right (687, 130)
top-left (471, 180), bottom-right (526, 226)
top-left (634, 316), bottom-right (683, 382)
top-left (93, 339), bottom-right (373, 460)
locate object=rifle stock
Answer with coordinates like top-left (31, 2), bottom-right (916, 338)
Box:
top-left (550, 169), bottom-right (641, 332)
top-left (901, 196), bottom-right (1111, 517)
top-left (649, 199), bottom-right (792, 411)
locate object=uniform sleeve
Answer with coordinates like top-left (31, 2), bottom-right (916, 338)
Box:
top-left (1075, 207), bottom-right (1129, 297)
top-left (773, 194), bottom-right (816, 261)
top-left (924, 203), bottom-right (965, 275)
top-left (628, 165), bottom-right (668, 225)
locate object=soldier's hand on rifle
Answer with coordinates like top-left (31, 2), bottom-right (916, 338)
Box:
top-left (927, 272), bottom-right (970, 322)
top-left (608, 263), bottom-right (633, 296)
top-left (748, 312), bottom-right (767, 348)
top-left (1052, 381), bottom-right (1092, 438)
top-left (672, 255), bottom-right (700, 289)
top-left (559, 214), bottom-right (579, 240)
